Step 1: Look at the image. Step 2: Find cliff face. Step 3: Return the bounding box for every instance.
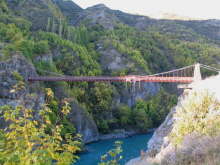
[0,55,43,108]
[68,102,99,143]
[126,74,220,165]
[0,55,44,128]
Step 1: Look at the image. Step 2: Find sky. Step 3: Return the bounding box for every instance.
[73,0,220,20]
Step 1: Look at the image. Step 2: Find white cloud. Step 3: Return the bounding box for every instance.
[73,0,220,19]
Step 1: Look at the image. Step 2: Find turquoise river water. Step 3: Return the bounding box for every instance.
[75,133,153,165]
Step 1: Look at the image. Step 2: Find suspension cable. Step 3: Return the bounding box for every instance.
[34,63,220,79]
[36,68,65,77]
[200,64,220,72]
[148,64,195,77]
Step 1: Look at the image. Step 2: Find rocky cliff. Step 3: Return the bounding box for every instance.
[0,55,44,128]
[126,74,220,165]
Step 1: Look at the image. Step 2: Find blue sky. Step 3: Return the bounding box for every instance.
[73,0,220,19]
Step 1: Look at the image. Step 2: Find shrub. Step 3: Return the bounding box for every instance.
[170,91,220,145]
[12,71,23,81]
[45,88,76,137]
[0,23,23,42]
[0,89,81,165]
[99,141,123,165]
[33,40,50,54]
[0,0,8,13]
[97,119,110,134]
[0,14,31,31]
[162,134,220,165]
[15,40,35,59]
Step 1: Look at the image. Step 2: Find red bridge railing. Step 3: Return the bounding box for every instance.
[28,76,193,83]
[28,63,220,84]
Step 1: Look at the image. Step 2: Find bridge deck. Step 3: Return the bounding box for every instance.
[28,76,193,83]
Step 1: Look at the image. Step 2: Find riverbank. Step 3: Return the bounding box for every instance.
[81,128,155,154]
[98,128,156,141]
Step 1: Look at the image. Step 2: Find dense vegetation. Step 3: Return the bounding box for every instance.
[0,0,181,134]
[1,0,220,134]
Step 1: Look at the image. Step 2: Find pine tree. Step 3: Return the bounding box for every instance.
[58,18,63,37]
[46,17,51,32]
[51,18,56,33]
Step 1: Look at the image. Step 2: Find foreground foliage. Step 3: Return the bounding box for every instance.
[0,93,81,165]
[99,141,123,165]
[170,91,220,145]
[149,90,220,165]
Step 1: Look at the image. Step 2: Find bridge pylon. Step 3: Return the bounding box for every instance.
[193,63,202,82]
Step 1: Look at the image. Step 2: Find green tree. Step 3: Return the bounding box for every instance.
[34,40,50,54]
[117,104,132,126]
[46,17,51,32]
[58,18,63,37]
[132,100,153,131]
[89,83,114,133]
[0,0,8,13]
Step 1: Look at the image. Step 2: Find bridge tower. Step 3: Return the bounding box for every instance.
[193,63,202,82]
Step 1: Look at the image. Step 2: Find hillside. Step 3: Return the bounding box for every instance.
[0,0,220,145]
[73,4,220,43]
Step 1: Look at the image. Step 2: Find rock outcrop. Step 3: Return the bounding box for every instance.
[98,44,160,107]
[69,102,99,143]
[0,55,44,107]
[0,55,44,128]
[99,48,135,72]
[126,74,220,165]
[74,4,120,29]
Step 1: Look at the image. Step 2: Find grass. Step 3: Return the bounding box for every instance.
[161,134,220,165]
[160,90,220,165]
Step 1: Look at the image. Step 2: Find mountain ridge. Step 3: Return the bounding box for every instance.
[67,1,220,42]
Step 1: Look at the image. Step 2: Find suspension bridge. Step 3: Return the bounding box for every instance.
[28,63,219,84]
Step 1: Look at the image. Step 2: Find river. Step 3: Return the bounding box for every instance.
[75,133,153,165]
